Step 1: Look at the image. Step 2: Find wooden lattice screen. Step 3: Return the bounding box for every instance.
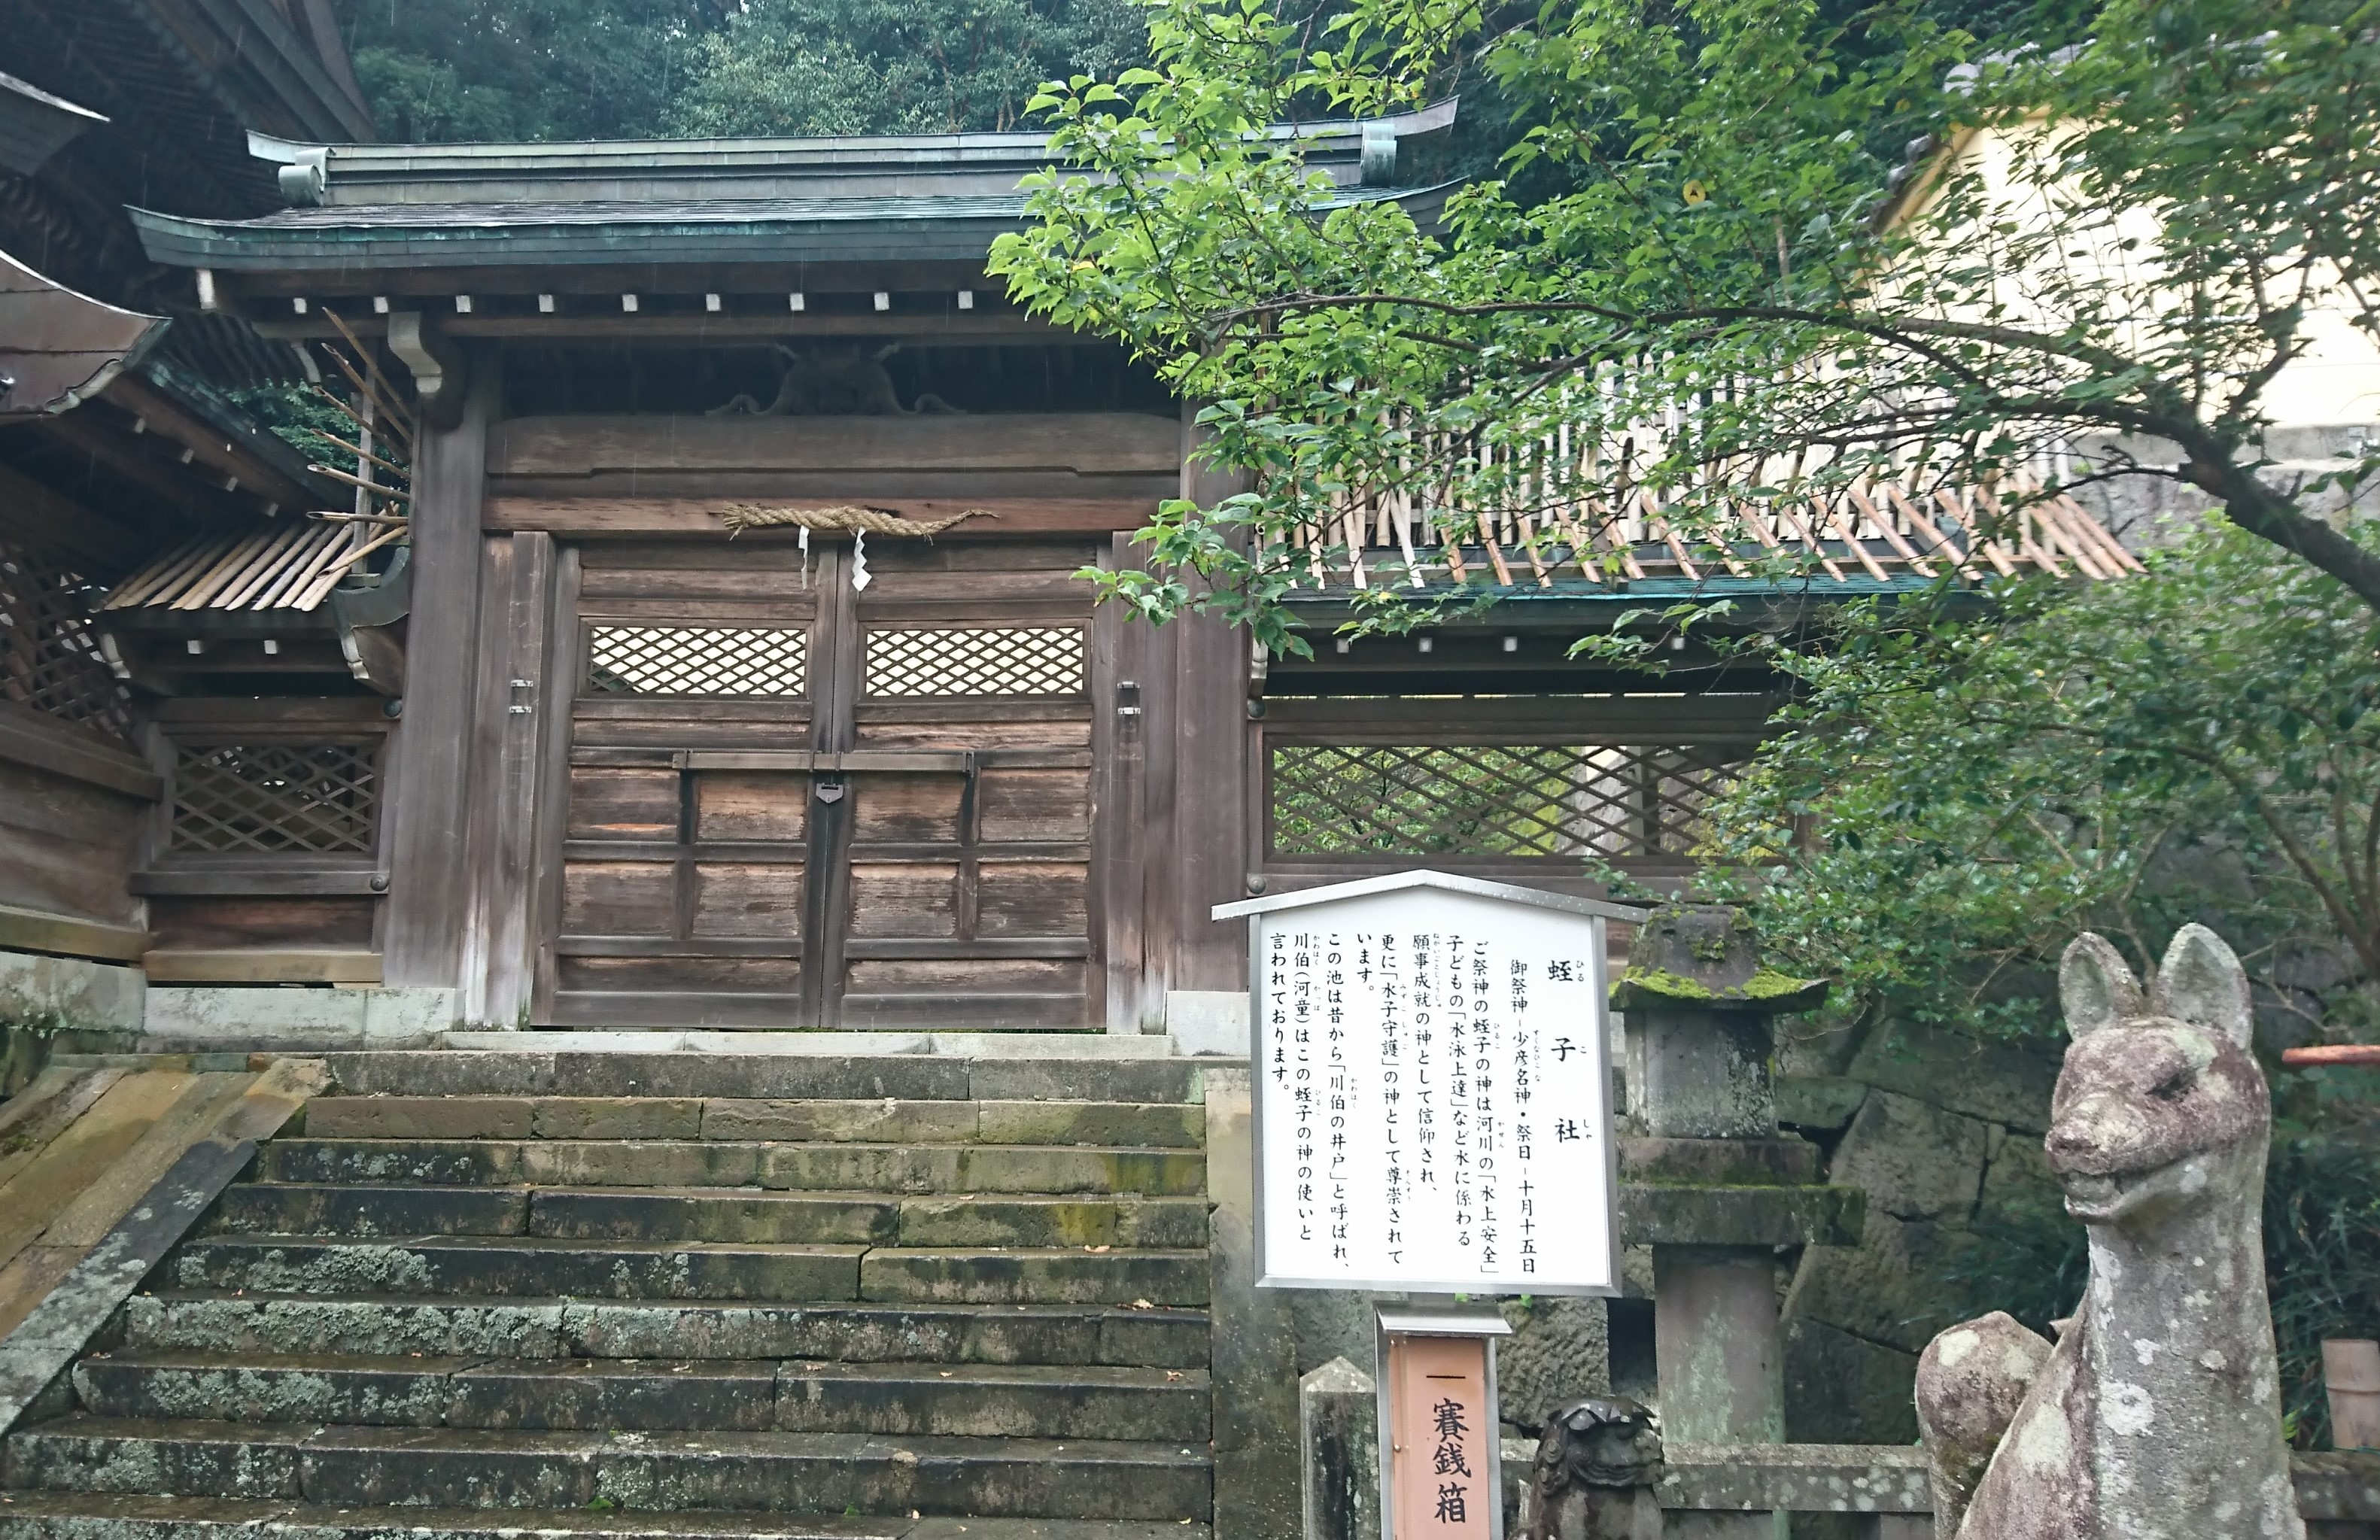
[864,626,1086,697]
[0,536,134,742]
[167,741,380,855]
[1269,740,1751,862]
[585,624,809,697]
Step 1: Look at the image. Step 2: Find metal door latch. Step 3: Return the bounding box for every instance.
[814,773,847,803]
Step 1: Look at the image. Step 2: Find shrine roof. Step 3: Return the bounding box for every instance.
[129,105,1461,274]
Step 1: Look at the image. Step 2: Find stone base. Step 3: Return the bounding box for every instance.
[0,948,144,1034]
[1167,990,1250,1056]
[141,985,457,1049]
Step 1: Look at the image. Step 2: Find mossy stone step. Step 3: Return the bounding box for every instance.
[0,1491,1214,1540]
[167,1237,867,1302]
[119,1294,1212,1369]
[302,1098,1205,1149]
[5,1417,1214,1521]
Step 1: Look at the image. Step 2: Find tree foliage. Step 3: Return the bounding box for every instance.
[989,0,2380,650]
[1685,522,2380,1043]
[332,0,1145,141]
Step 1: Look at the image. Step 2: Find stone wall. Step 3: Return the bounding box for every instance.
[1776,1025,2066,1443]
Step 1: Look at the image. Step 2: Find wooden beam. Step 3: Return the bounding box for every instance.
[0,902,149,963]
[140,949,382,984]
[218,259,1006,301]
[131,868,385,897]
[0,702,160,800]
[254,312,1086,345]
[29,414,248,524]
[484,495,1162,537]
[0,463,149,574]
[99,375,327,512]
[488,413,1181,478]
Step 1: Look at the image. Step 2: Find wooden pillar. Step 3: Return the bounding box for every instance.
[379,366,494,993]
[1160,406,1254,994]
[461,530,557,1027]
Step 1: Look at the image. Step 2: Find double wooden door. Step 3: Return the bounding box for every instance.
[543,537,1108,1029]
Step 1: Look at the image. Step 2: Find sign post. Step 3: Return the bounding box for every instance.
[1213,870,1645,1540]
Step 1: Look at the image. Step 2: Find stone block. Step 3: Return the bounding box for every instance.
[1828,1092,1989,1222]
[1494,1295,1611,1432]
[1775,1077,1868,1133]
[1845,1028,2060,1134]
[0,949,143,1034]
[516,1138,759,1188]
[1783,1317,1920,1444]
[977,1101,1206,1149]
[1619,1184,1865,1247]
[1781,1210,1965,1355]
[1300,1356,1380,1540]
[142,986,454,1050]
[702,1098,977,1143]
[859,1247,1210,1307]
[529,1097,703,1139]
[1168,990,1250,1057]
[302,1097,532,1140]
[205,1183,529,1240]
[1621,1137,1821,1186]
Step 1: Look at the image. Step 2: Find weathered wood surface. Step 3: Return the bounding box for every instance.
[0,700,160,800]
[139,948,382,983]
[488,412,1181,478]
[144,895,378,951]
[0,902,147,962]
[486,495,1162,536]
[380,369,493,992]
[548,536,1104,1029]
[0,754,149,929]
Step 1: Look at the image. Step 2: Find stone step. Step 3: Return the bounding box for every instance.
[0,1491,1214,1540]
[204,1184,1210,1250]
[165,1239,1208,1306]
[119,1294,1211,1369]
[168,1237,868,1302]
[254,1141,1208,1196]
[320,1052,1209,1107]
[858,1250,1208,1307]
[71,1353,1210,1441]
[4,1416,1214,1521]
[303,1098,1206,1148]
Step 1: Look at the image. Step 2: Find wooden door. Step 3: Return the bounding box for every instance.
[544,537,1104,1030]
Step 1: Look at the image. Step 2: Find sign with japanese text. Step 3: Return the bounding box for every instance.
[1385,1332,1497,1540]
[1220,873,1628,1295]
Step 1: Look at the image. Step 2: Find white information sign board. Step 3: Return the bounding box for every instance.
[1214,871,1640,1295]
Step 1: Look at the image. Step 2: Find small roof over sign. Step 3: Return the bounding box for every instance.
[1212,869,1647,924]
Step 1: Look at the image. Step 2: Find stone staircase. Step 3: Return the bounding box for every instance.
[0,1049,1221,1540]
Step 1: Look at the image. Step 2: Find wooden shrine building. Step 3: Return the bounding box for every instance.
[1,116,2129,1039]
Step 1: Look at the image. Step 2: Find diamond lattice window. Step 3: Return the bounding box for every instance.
[169,743,379,855]
[0,539,132,742]
[1269,742,1749,860]
[585,626,808,697]
[864,626,1086,697]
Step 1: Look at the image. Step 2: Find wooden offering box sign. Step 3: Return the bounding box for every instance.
[1379,1313,1509,1540]
[1214,871,1641,1295]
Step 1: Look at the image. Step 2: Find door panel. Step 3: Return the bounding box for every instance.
[544,537,1106,1029]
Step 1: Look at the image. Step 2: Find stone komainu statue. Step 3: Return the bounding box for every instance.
[1521,1396,1663,1540]
[1914,925,2303,1540]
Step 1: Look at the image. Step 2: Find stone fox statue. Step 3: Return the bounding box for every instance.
[1914,925,2302,1540]
[708,342,962,417]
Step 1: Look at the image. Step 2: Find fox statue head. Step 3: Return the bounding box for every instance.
[2044,925,2267,1231]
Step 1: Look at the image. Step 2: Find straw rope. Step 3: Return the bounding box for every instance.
[716,504,998,537]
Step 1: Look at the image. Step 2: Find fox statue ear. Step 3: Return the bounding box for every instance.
[2060,932,2144,1039]
[2151,924,2254,1048]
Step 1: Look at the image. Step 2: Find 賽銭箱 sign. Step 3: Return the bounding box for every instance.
[1213,871,1645,1295]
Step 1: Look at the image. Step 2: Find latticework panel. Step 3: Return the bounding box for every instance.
[585,626,807,697]
[864,626,1086,697]
[169,742,379,855]
[1269,742,1751,860]
[0,539,132,742]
